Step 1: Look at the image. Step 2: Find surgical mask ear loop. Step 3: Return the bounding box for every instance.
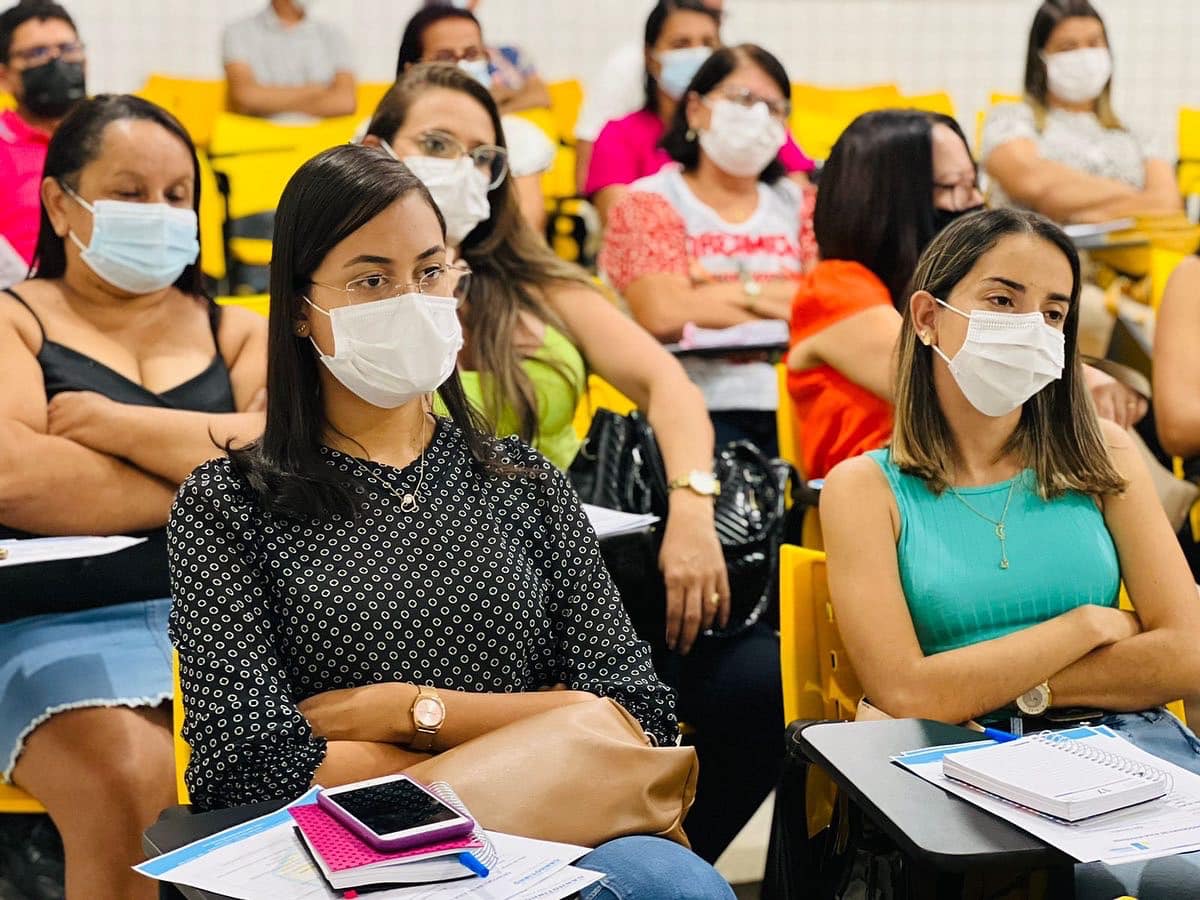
[927,297,968,365]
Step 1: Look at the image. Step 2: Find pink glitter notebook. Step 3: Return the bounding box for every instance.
[289,782,496,891]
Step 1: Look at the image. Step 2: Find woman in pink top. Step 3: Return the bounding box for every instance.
[584,0,812,222]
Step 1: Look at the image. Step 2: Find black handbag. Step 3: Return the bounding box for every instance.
[569,409,796,643]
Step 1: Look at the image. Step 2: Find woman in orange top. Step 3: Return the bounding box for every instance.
[787,110,981,479]
[788,109,1147,480]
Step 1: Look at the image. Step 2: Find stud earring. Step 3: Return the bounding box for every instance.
[685,128,697,142]
[921,330,932,346]
[294,321,310,337]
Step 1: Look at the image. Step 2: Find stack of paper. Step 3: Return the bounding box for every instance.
[136,787,603,900]
[0,535,147,568]
[666,319,790,353]
[894,725,1200,865]
[583,504,659,539]
[289,783,496,891]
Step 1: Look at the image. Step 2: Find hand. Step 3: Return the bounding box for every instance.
[688,258,716,285]
[1083,605,1143,647]
[46,391,127,455]
[659,493,730,655]
[1083,366,1147,429]
[298,682,414,743]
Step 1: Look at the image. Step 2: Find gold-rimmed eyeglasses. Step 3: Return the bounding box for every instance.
[311,262,472,307]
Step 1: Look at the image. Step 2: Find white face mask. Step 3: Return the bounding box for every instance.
[64,188,199,294]
[697,98,787,179]
[930,298,1065,417]
[398,152,492,247]
[306,292,464,408]
[1043,47,1112,105]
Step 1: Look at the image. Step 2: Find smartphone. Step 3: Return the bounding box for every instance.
[317,774,475,851]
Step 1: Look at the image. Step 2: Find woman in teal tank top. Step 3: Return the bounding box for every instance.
[822,209,1200,897]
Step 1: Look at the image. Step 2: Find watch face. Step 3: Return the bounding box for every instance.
[1017,684,1050,715]
[413,697,444,728]
[690,472,718,495]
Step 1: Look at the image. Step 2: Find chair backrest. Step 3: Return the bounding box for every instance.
[197,150,226,282]
[547,79,584,145]
[356,81,393,120]
[0,782,44,814]
[0,91,14,112]
[778,545,863,726]
[775,362,798,471]
[172,650,191,805]
[1177,107,1200,197]
[789,82,903,161]
[135,75,227,148]
[571,374,636,439]
[216,293,270,318]
[1150,246,1188,313]
[900,91,956,118]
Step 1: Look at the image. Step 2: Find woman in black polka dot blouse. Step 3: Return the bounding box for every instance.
[167,145,734,898]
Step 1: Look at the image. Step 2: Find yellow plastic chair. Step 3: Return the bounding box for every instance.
[0,91,14,112]
[197,150,226,282]
[775,363,798,471]
[510,106,559,145]
[789,82,902,161]
[216,293,270,318]
[172,651,191,805]
[546,79,583,145]
[899,91,955,118]
[572,374,636,440]
[356,81,393,120]
[1177,107,1200,199]
[541,144,578,202]
[0,783,44,814]
[135,75,227,148]
[1150,246,1188,313]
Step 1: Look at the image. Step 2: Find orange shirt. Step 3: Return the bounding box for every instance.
[787,260,894,479]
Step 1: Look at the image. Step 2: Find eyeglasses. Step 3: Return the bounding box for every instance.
[933,179,982,210]
[425,46,486,63]
[412,130,508,189]
[712,86,791,120]
[312,262,473,307]
[10,41,86,67]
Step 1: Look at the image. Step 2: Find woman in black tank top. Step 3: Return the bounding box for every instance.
[0,96,266,900]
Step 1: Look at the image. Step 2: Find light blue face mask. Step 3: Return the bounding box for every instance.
[62,184,199,294]
[457,58,492,89]
[654,46,713,100]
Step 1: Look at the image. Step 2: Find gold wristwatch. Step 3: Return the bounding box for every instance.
[668,470,720,498]
[1016,681,1052,716]
[409,685,446,752]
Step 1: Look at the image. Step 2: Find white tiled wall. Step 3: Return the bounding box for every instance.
[63,0,1199,147]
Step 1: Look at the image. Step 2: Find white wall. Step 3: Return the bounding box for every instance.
[64,0,1199,147]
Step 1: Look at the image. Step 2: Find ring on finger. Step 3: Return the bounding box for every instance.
[710,592,721,609]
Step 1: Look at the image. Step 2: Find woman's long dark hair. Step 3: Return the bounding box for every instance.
[814,109,974,306]
[642,0,721,116]
[31,94,205,296]
[367,63,592,445]
[1024,0,1120,128]
[229,144,505,521]
[659,43,789,185]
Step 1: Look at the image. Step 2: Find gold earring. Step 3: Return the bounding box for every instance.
[921,331,932,346]
[294,321,310,337]
[685,128,697,142]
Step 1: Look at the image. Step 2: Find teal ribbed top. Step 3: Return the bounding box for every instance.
[866,449,1120,656]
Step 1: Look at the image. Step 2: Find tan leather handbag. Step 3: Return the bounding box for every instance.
[405,697,698,848]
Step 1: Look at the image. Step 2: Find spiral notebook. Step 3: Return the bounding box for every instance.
[941,731,1171,822]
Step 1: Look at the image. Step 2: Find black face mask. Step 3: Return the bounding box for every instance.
[20,58,86,120]
[931,204,984,234]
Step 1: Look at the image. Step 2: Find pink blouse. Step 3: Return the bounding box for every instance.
[584,107,814,197]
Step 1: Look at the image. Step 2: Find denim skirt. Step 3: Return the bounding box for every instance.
[0,598,173,781]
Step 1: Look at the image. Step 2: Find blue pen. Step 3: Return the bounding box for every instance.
[459,851,490,878]
[983,727,1019,744]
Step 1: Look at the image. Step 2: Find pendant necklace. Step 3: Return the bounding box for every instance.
[348,417,428,513]
[947,477,1017,570]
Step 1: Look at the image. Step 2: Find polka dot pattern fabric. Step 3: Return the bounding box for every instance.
[168,419,676,810]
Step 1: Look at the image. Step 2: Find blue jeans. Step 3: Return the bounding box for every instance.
[1075,708,1200,900]
[576,835,735,900]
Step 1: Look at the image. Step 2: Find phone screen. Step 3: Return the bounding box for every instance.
[329,779,460,835]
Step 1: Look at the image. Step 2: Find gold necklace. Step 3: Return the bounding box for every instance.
[947,478,1018,570]
[345,417,429,513]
